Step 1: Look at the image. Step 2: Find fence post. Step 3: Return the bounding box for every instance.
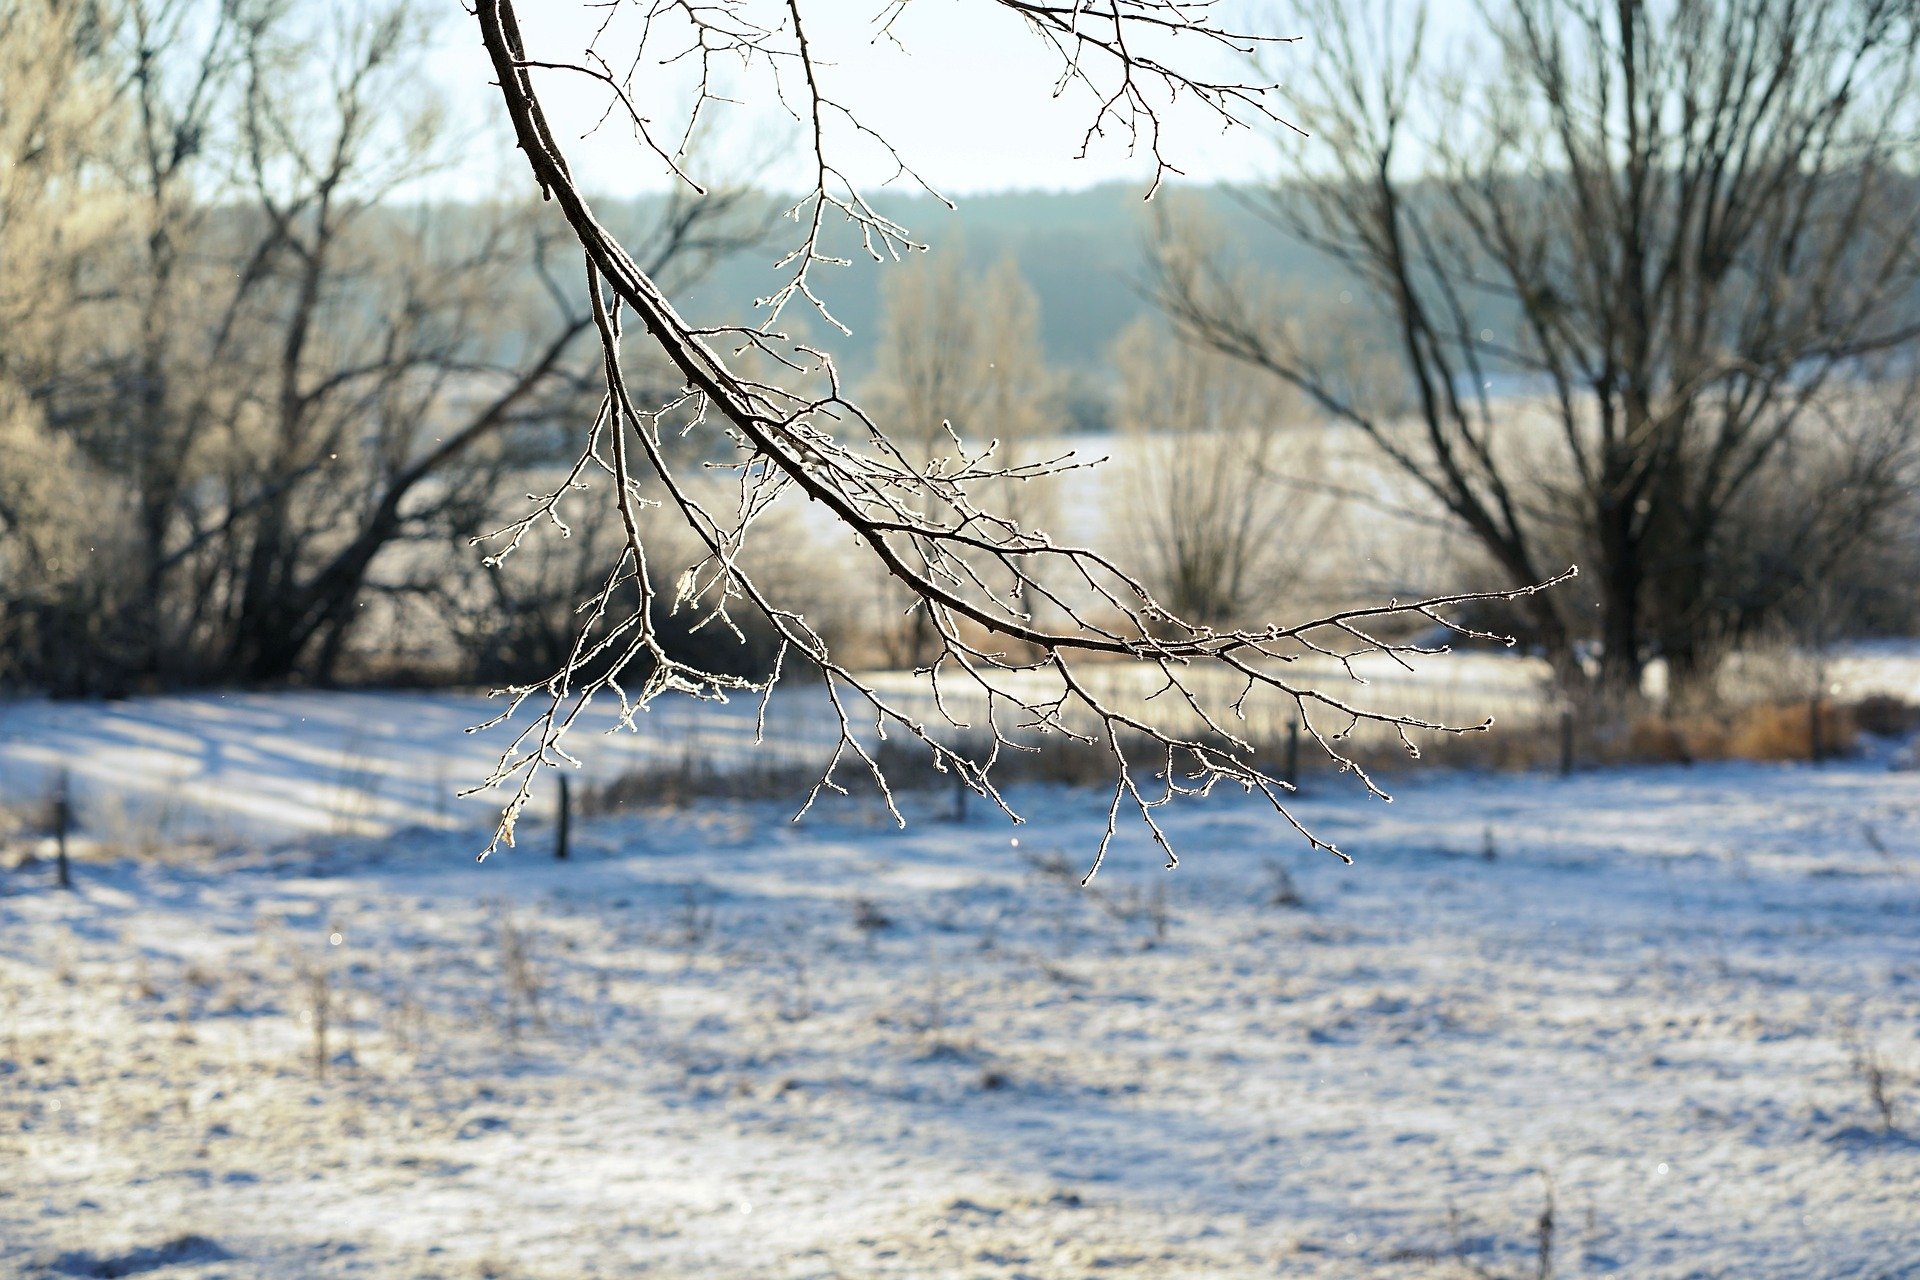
[54,769,73,891]
[555,774,572,861]
[1284,719,1301,789]
[1809,692,1824,764]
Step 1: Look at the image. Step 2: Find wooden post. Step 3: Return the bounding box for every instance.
[1559,706,1575,777]
[53,769,72,891]
[555,774,571,861]
[1284,719,1301,789]
[1809,692,1824,764]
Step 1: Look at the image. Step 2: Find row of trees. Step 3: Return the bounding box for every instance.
[1,1,1322,702]
[6,0,1916,713]
[0,0,761,693]
[857,247,1345,666]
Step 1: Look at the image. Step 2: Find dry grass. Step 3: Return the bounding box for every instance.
[571,689,1915,818]
[578,754,829,814]
[1629,700,1861,764]
[1729,701,1857,761]
[0,800,36,864]
[1337,689,1915,776]
[575,728,1222,817]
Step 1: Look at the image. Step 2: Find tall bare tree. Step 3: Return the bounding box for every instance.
[1112,315,1328,626]
[0,0,139,689]
[0,0,124,392]
[863,251,1059,663]
[3,0,768,687]
[1157,0,1920,698]
[214,9,770,684]
[867,254,1055,458]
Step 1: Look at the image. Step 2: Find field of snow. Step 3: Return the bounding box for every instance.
[4,741,1918,1278]
[0,689,846,844]
[3,640,1916,850]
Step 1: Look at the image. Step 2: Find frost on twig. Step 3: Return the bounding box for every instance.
[464,0,1566,876]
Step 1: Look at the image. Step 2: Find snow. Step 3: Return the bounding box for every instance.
[5,639,1915,850]
[0,689,829,843]
[4,709,1919,1277]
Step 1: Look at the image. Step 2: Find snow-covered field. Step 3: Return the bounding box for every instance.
[3,640,1916,849]
[0,689,832,843]
[4,742,1918,1278]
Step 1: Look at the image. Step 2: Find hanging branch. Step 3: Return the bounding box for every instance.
[466,0,1566,877]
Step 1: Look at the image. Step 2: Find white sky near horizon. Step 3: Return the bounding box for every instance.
[418,0,1349,200]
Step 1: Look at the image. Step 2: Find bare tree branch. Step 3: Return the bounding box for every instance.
[467,0,1561,874]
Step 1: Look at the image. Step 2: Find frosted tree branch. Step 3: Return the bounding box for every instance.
[465,0,1564,875]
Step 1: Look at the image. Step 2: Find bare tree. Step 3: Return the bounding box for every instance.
[1156,0,1920,699]
[3,0,769,688]
[463,0,1563,873]
[0,385,129,691]
[863,251,1060,664]
[1112,314,1330,626]
[1719,379,1920,653]
[0,0,141,691]
[0,0,124,391]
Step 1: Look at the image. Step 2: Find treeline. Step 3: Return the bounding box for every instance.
[0,0,768,693]
[0,2,1367,698]
[6,0,1919,707]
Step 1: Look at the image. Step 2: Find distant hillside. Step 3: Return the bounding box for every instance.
[598,183,1354,379]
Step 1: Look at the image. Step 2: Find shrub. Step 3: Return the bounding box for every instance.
[1626,700,1860,765]
[1629,716,1707,764]
[1726,701,1856,761]
[1852,694,1920,739]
